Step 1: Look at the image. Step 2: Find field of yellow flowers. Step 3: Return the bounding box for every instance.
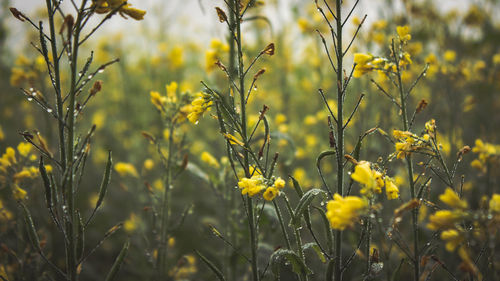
[0,0,499,280]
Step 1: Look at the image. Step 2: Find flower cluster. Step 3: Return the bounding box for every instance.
[1,143,52,201]
[351,161,399,200]
[393,129,432,159]
[470,139,500,172]
[150,81,195,123]
[187,92,213,124]
[326,194,368,230]
[91,0,146,20]
[237,176,285,201]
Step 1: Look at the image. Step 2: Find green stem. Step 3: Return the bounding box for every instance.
[334,0,344,280]
[158,124,175,277]
[66,2,87,279]
[294,227,308,281]
[273,200,291,250]
[394,43,419,281]
[232,1,259,280]
[45,0,66,169]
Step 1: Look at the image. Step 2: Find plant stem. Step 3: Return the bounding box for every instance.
[335,0,344,280]
[158,124,175,277]
[273,200,291,250]
[45,0,66,170]
[66,2,87,280]
[233,0,259,280]
[394,43,419,281]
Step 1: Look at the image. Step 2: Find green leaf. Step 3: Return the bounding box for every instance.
[302,242,326,263]
[289,175,304,197]
[290,188,326,228]
[195,250,226,281]
[270,249,312,279]
[313,206,333,255]
[104,240,130,281]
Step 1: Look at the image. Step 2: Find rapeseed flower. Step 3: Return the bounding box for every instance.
[439,188,468,210]
[326,193,368,230]
[115,162,139,177]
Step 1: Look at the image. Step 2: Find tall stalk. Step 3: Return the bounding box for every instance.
[394,46,420,281]
[157,124,175,277]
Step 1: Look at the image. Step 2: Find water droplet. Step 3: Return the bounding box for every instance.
[98,68,104,73]
[423,73,427,76]
[88,75,93,79]
[47,108,53,113]
[29,87,34,92]
[27,97,33,101]
[253,86,257,91]
[78,72,82,77]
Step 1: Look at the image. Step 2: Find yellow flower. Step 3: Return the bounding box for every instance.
[92,0,146,20]
[5,147,16,165]
[238,175,265,197]
[115,162,139,177]
[351,161,384,196]
[13,185,27,200]
[439,188,468,209]
[187,93,212,124]
[326,193,368,230]
[427,210,465,230]
[13,170,33,182]
[150,90,167,111]
[396,25,411,42]
[143,159,154,170]
[263,187,279,201]
[223,133,244,147]
[201,152,219,168]
[353,53,375,78]
[17,142,32,157]
[273,177,285,189]
[385,180,399,200]
[440,229,464,252]
[443,50,456,62]
[124,213,138,233]
[489,194,500,213]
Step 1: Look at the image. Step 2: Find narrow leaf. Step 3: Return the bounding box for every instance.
[195,250,226,281]
[39,157,52,208]
[270,249,312,279]
[104,240,129,281]
[290,188,326,227]
[96,151,112,210]
[20,202,41,253]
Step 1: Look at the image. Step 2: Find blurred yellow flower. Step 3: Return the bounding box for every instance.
[115,162,139,177]
[13,185,27,200]
[201,151,219,168]
[263,187,279,201]
[326,193,367,230]
[396,25,411,42]
[439,188,468,210]
[17,142,32,157]
[124,213,138,233]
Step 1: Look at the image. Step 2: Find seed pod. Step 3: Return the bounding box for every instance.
[96,151,113,210]
[20,202,41,253]
[39,157,52,209]
[104,240,130,281]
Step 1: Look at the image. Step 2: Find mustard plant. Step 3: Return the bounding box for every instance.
[8,1,144,280]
